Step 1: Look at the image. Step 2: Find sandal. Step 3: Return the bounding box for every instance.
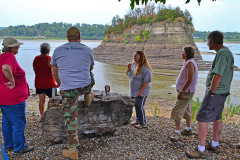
[130,121,138,125]
[135,124,147,129]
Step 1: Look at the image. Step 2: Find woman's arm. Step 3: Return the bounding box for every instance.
[126,63,132,76]
[178,62,195,99]
[137,81,150,96]
[2,64,15,89]
[48,57,51,68]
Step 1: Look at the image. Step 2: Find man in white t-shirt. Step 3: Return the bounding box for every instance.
[51,27,95,160]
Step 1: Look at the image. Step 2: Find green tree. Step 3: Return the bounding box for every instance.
[118,0,217,9]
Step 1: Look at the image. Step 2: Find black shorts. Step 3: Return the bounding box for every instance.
[196,91,229,122]
[36,88,57,98]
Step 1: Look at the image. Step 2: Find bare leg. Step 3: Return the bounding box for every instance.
[186,119,191,128]
[213,119,222,142]
[175,120,180,130]
[38,93,46,118]
[198,121,208,146]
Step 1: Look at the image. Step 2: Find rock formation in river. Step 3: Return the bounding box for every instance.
[93,20,209,70]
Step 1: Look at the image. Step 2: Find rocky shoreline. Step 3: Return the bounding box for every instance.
[0,92,239,159]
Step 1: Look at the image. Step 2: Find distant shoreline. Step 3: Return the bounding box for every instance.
[194,39,240,43]
[1,37,239,43]
[0,37,103,42]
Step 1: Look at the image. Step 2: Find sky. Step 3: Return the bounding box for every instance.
[0,0,240,32]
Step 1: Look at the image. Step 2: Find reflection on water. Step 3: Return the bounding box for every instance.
[9,40,240,105]
[92,62,178,101]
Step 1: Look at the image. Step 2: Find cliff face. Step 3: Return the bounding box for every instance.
[93,21,208,70]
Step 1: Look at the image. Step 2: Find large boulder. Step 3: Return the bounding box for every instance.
[42,90,134,144]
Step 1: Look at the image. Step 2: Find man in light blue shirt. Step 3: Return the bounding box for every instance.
[51,27,95,160]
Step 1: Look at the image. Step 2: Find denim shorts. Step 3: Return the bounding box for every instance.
[196,91,230,122]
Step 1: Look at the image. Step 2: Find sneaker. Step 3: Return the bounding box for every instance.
[130,121,138,125]
[170,132,180,142]
[62,148,78,160]
[5,147,13,152]
[84,92,94,106]
[206,143,220,153]
[14,146,34,155]
[185,149,207,159]
[135,124,147,129]
[181,129,192,136]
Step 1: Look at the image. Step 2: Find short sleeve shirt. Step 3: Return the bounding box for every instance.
[0,52,29,105]
[128,63,152,97]
[206,46,234,94]
[33,55,57,89]
[50,42,95,90]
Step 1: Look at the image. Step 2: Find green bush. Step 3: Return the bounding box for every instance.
[134,35,141,43]
[191,96,240,124]
[191,97,201,121]
[139,30,144,38]
[184,26,189,32]
[222,95,240,124]
[125,40,128,44]
[150,101,160,117]
[105,38,109,43]
[143,29,150,42]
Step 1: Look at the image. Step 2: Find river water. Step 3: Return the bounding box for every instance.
[2,40,240,105]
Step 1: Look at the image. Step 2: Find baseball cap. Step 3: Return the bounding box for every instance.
[67,27,80,39]
[2,37,24,47]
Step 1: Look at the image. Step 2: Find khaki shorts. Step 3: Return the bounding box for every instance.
[171,91,194,121]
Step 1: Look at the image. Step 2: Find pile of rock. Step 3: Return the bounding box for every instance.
[42,90,134,144]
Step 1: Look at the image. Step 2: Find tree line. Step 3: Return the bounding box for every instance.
[104,3,192,36]
[1,22,239,41]
[0,23,108,40]
[193,31,240,40]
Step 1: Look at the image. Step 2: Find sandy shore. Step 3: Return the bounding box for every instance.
[200,51,216,55]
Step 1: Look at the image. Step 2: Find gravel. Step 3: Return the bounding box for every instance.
[0,115,239,160]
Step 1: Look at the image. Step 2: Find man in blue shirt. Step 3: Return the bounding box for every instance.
[51,27,95,160]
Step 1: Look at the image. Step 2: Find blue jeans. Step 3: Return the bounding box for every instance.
[0,101,26,152]
[133,96,147,125]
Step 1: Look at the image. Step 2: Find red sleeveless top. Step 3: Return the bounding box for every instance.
[33,55,57,89]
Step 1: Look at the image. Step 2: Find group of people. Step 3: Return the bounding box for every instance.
[0,27,94,159]
[0,28,236,159]
[126,31,235,159]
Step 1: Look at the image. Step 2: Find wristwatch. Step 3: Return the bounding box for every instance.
[179,90,184,93]
[208,90,215,96]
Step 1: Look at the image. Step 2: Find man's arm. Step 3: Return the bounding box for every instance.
[51,65,61,87]
[90,65,94,71]
[2,64,15,89]
[209,74,222,93]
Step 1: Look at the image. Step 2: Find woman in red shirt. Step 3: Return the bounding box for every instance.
[33,43,57,121]
[0,37,34,154]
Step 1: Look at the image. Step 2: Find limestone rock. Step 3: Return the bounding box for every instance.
[93,21,210,70]
[42,90,134,144]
